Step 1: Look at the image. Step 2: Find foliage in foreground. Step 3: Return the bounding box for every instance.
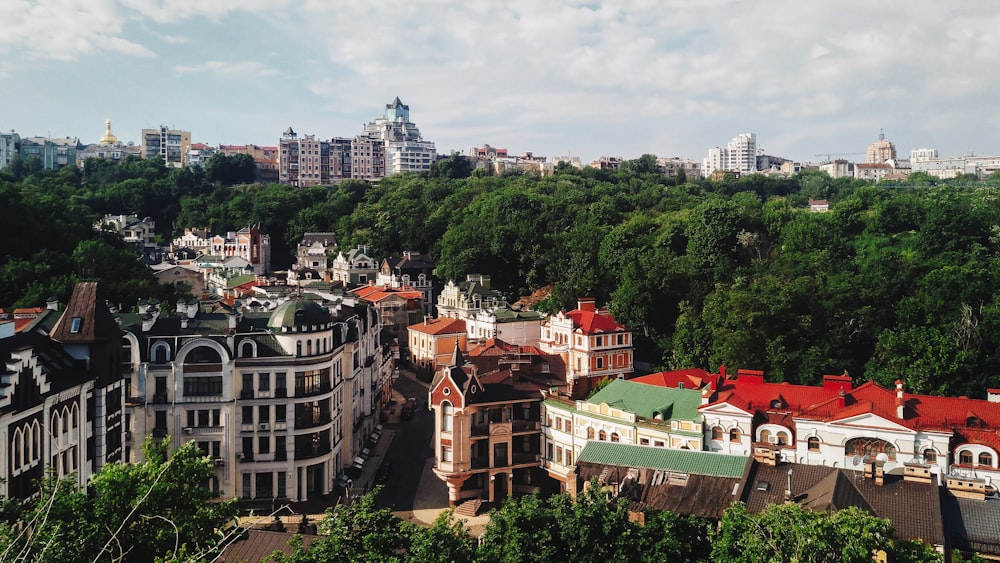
[0,438,238,562]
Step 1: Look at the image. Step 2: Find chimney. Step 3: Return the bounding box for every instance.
[837,389,846,408]
[874,460,885,486]
[187,301,198,319]
[577,297,596,312]
[180,318,188,329]
[46,296,59,311]
[988,388,1000,403]
[719,365,727,379]
[946,476,987,500]
[895,380,905,419]
[228,313,237,330]
[141,314,155,332]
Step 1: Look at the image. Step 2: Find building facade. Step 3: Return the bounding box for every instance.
[331,245,379,287]
[141,126,192,168]
[537,298,633,398]
[542,379,704,495]
[122,298,390,504]
[866,130,897,164]
[429,347,549,506]
[20,136,80,170]
[1,283,125,500]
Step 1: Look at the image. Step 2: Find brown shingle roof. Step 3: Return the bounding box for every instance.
[49,282,121,343]
[218,529,316,562]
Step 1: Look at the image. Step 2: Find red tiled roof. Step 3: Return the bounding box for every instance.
[632,368,716,390]
[350,284,423,303]
[566,308,626,334]
[408,317,466,335]
[702,371,843,414]
[701,368,1000,451]
[467,338,544,357]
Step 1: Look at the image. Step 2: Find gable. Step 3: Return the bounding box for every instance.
[698,402,753,417]
[828,412,915,433]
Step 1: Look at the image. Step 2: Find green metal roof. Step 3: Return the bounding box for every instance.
[577,441,748,478]
[588,379,702,421]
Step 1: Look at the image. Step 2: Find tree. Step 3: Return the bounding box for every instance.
[204,152,258,186]
[712,502,902,563]
[0,438,238,562]
[267,488,412,563]
[406,509,478,563]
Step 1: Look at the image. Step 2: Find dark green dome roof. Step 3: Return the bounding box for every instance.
[268,299,329,330]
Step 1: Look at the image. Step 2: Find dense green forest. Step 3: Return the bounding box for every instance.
[4,154,1000,397]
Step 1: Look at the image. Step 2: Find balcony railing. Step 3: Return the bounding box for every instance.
[294,383,331,398]
[275,388,288,398]
[512,420,540,433]
[239,390,255,400]
[512,452,541,466]
[294,445,331,461]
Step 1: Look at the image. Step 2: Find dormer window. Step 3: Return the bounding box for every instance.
[770,399,783,409]
[70,317,82,334]
[967,416,982,428]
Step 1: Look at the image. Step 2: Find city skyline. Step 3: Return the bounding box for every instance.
[2,2,999,164]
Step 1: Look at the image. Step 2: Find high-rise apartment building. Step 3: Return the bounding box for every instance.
[702,133,758,176]
[357,97,436,176]
[866,130,897,164]
[0,129,20,169]
[141,126,192,167]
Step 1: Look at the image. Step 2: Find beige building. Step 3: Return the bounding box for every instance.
[141,126,192,168]
[866,130,897,164]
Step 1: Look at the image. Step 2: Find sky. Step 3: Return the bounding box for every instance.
[2,1,1000,165]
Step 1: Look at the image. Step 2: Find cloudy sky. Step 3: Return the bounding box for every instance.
[2,1,999,164]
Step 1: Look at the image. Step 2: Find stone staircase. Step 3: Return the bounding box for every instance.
[454,498,483,517]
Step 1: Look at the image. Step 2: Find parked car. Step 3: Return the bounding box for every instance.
[348,456,365,478]
[335,473,353,494]
[359,447,372,460]
[401,397,417,420]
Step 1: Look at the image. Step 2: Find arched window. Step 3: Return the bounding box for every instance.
[296,341,302,357]
[610,432,620,443]
[307,340,312,356]
[770,399,783,409]
[711,426,724,441]
[979,452,994,467]
[12,430,22,468]
[51,413,61,438]
[442,401,453,432]
[923,449,937,463]
[729,429,741,442]
[598,430,607,441]
[240,341,254,358]
[152,342,170,364]
[587,427,595,440]
[845,438,896,461]
[759,429,772,444]
[776,431,790,446]
[807,437,820,451]
[960,451,973,465]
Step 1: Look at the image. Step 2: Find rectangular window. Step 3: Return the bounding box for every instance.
[547,442,554,460]
[212,409,221,426]
[198,409,210,426]
[259,405,270,423]
[186,410,196,427]
[258,373,270,391]
[242,474,251,498]
[275,404,286,422]
[259,436,270,454]
[242,406,253,424]
[242,437,253,461]
[555,418,562,432]
[277,472,286,498]
[184,376,222,396]
[441,445,452,462]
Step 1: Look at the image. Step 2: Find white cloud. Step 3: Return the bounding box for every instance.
[5,1,1000,161]
[0,0,153,61]
[174,60,279,77]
